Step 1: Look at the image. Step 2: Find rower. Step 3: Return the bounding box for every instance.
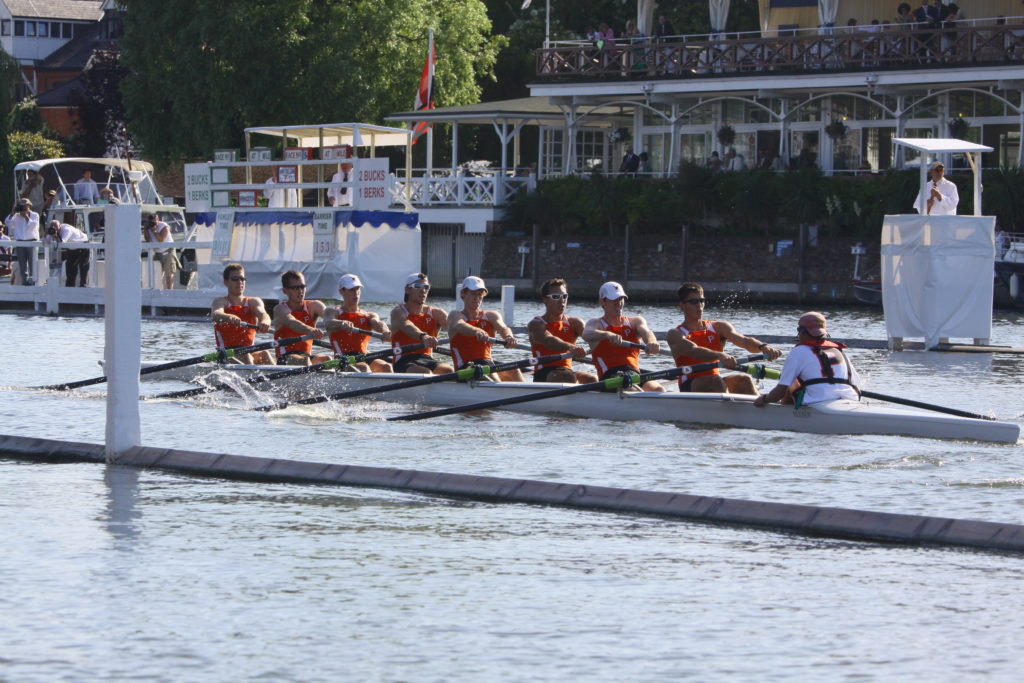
[527,278,596,384]
[754,311,861,408]
[447,276,524,382]
[271,270,330,366]
[324,273,393,373]
[666,282,782,394]
[389,272,453,375]
[210,263,275,365]
[582,281,664,392]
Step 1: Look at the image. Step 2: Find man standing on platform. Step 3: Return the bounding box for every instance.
[914,161,959,215]
[73,169,100,204]
[390,273,453,375]
[272,270,330,366]
[328,162,354,207]
[527,278,595,384]
[7,198,39,286]
[666,282,781,394]
[583,281,664,392]
[211,263,275,365]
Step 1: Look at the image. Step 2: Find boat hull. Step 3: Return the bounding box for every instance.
[143,363,1021,444]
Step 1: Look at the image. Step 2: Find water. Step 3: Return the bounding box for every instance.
[1,304,1023,681]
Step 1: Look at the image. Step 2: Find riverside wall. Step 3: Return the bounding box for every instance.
[478,228,872,304]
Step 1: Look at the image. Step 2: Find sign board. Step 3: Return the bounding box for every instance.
[237,191,258,207]
[212,211,235,259]
[284,147,313,161]
[322,144,352,161]
[353,158,391,210]
[275,165,299,184]
[248,147,272,162]
[214,149,239,162]
[313,211,336,262]
[184,162,211,212]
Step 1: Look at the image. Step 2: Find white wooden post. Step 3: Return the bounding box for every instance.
[105,204,142,461]
[501,285,515,327]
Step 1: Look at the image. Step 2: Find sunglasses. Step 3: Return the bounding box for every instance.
[285,284,307,290]
[545,293,569,301]
[409,283,430,290]
[684,298,707,305]
[229,276,246,282]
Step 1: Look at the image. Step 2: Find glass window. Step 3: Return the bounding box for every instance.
[679,133,708,164]
[37,22,47,37]
[25,21,35,37]
[14,20,23,37]
[51,22,59,37]
[1,20,9,36]
[576,129,606,172]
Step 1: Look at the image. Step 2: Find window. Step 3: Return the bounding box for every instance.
[14,20,23,36]
[62,23,72,38]
[1,20,9,36]
[25,21,35,37]
[37,22,47,38]
[51,22,59,37]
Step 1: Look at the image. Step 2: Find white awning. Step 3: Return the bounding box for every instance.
[244,123,412,148]
[892,138,993,154]
[14,158,155,173]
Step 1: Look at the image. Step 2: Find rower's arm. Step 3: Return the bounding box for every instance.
[665,327,730,363]
[582,317,617,346]
[717,321,782,361]
[250,297,272,333]
[323,306,346,331]
[528,319,573,352]
[489,311,517,348]
[210,297,235,324]
[633,316,661,355]
[447,310,479,338]
[273,303,320,336]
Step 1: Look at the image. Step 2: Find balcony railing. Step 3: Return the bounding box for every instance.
[536,22,1024,80]
[395,170,536,207]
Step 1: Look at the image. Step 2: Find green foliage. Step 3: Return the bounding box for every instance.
[0,48,19,211]
[7,98,44,134]
[70,50,129,157]
[119,0,504,165]
[8,131,65,164]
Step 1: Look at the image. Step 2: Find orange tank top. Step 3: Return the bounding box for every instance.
[673,321,724,382]
[274,300,315,356]
[328,309,373,355]
[530,315,574,371]
[592,318,641,379]
[450,312,495,367]
[214,298,257,348]
[392,305,439,359]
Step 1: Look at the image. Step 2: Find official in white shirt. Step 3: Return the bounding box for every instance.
[914,161,959,216]
[328,162,354,207]
[6,198,39,285]
[46,220,91,287]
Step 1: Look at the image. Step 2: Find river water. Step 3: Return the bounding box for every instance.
[1,303,1022,681]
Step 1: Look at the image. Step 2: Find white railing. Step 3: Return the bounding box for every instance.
[0,241,215,314]
[395,171,537,207]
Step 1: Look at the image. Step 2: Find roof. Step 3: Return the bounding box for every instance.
[35,75,83,106]
[244,123,412,148]
[386,97,570,125]
[892,138,994,154]
[38,24,108,71]
[15,158,154,173]
[4,0,104,21]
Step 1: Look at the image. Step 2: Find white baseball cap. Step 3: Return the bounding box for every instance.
[406,272,428,286]
[462,276,487,291]
[338,273,362,290]
[599,281,628,300]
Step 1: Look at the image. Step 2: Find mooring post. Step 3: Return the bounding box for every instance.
[105,204,142,462]
[501,285,515,327]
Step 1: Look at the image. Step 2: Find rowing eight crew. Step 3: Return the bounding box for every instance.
[210,265,857,404]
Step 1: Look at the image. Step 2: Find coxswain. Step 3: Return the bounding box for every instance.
[582,281,664,392]
[526,278,596,384]
[271,270,330,366]
[447,276,524,382]
[754,311,861,408]
[665,282,782,394]
[323,273,393,373]
[389,273,453,375]
[211,263,275,365]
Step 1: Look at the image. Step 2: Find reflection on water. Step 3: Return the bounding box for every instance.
[102,465,140,541]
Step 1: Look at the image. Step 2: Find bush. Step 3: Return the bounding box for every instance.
[8,131,64,164]
[7,98,45,134]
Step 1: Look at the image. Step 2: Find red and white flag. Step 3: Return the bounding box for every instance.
[412,29,435,145]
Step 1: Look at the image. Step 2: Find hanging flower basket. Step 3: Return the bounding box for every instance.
[716,125,736,147]
[608,127,631,144]
[825,120,848,141]
[948,117,970,139]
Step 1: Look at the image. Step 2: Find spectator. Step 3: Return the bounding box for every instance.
[45,220,91,287]
[619,148,640,176]
[707,151,723,173]
[638,152,652,174]
[73,169,100,204]
[328,161,354,207]
[19,169,44,208]
[142,212,178,290]
[6,198,40,286]
[98,186,120,205]
[723,148,740,171]
[0,223,12,283]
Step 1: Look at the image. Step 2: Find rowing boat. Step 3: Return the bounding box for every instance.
[141,362,1021,444]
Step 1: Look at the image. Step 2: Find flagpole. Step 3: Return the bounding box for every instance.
[426,29,434,174]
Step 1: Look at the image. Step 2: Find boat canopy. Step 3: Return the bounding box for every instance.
[244,123,412,149]
[14,158,155,173]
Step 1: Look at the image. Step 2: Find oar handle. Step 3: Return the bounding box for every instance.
[353,327,387,341]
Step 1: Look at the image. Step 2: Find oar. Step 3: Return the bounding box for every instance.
[389,354,766,422]
[255,350,574,412]
[147,342,430,400]
[36,334,315,391]
[736,364,994,421]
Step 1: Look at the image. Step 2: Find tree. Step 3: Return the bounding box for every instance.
[70,50,130,157]
[8,131,64,164]
[8,97,45,133]
[0,48,20,211]
[119,0,504,165]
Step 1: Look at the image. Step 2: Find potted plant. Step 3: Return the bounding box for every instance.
[716,124,736,148]
[825,120,849,141]
[608,127,631,144]
[948,116,970,139]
